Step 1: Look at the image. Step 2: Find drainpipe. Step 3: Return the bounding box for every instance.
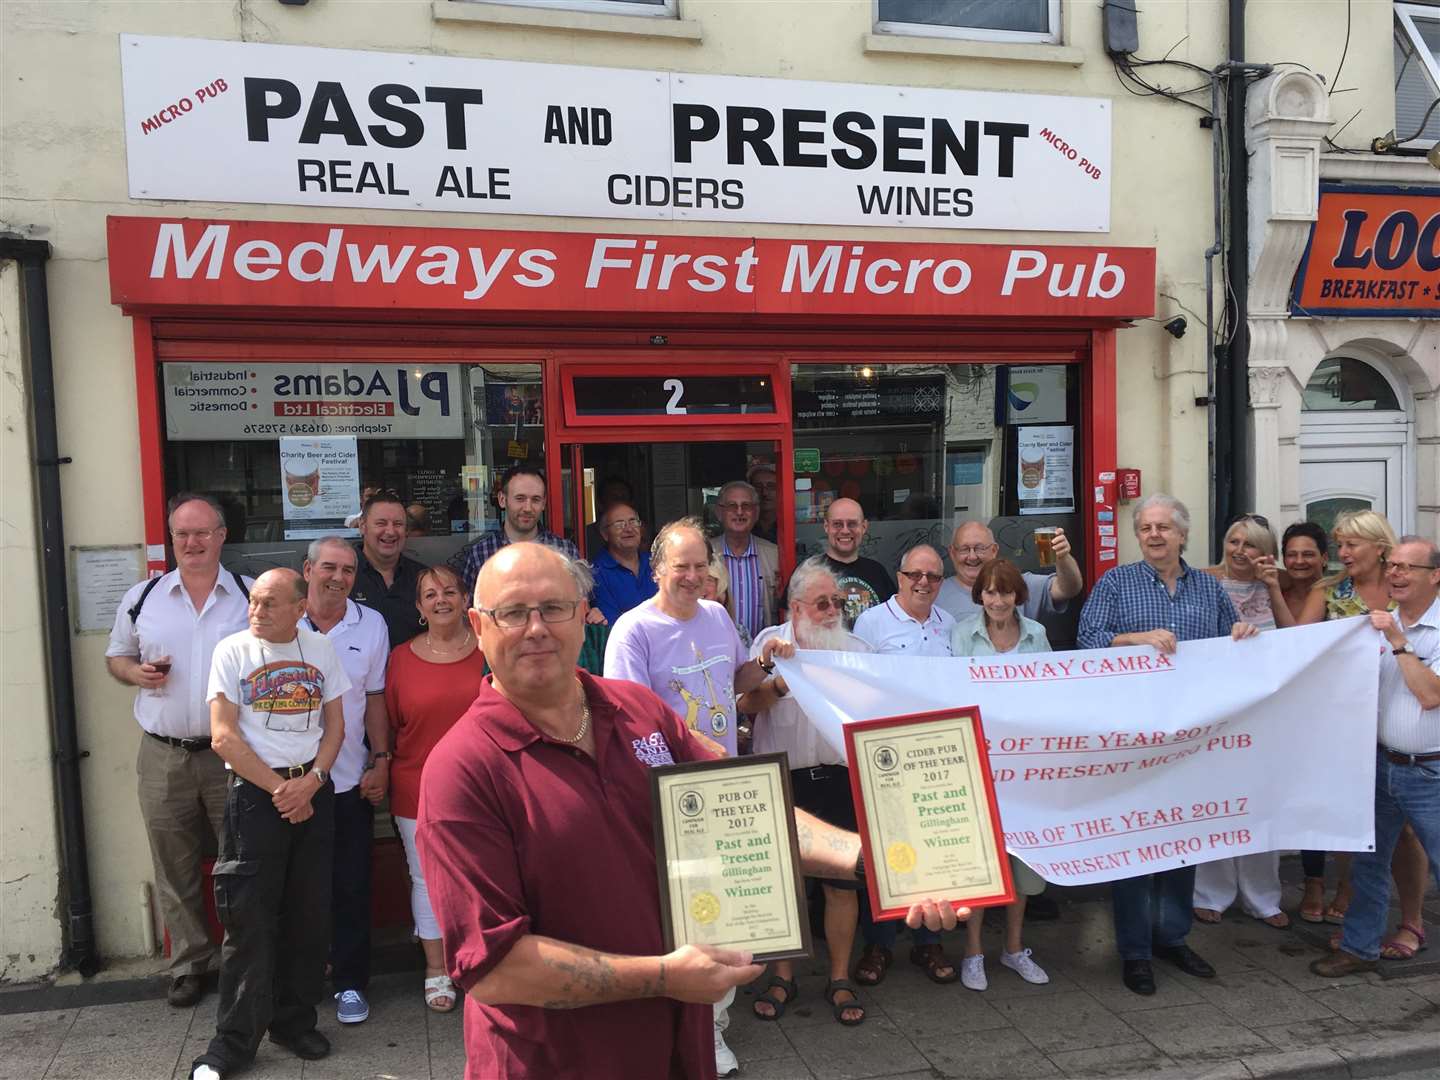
[0,234,100,977]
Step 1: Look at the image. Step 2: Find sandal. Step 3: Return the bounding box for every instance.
[1380,922,1428,960]
[1193,908,1222,924]
[824,979,866,1026]
[853,944,892,987]
[910,943,959,984]
[1257,912,1291,929]
[1299,878,1325,924]
[752,975,797,1021]
[1323,893,1349,925]
[424,974,457,1013]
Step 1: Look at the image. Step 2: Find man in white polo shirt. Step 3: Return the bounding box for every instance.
[851,544,959,986]
[301,537,391,1025]
[106,493,252,1009]
[1313,535,1440,978]
[190,569,348,1080]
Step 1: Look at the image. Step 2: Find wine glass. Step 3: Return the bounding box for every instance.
[141,642,173,697]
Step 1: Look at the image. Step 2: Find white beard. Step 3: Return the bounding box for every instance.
[794,621,855,651]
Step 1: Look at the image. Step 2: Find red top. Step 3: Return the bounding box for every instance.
[383,642,487,820]
[417,670,718,1080]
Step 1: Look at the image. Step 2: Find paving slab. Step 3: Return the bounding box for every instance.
[1188,967,1339,1026]
[1046,1039,1179,1078]
[987,989,1145,1054]
[1120,1001,1277,1063]
[915,1027,1061,1078]
[861,971,1010,1041]
[1249,1014,1374,1052]
[1240,1046,1351,1079]
[782,1012,931,1080]
[1307,979,1436,1025]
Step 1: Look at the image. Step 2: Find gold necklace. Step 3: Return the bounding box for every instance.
[552,682,592,745]
[426,629,471,655]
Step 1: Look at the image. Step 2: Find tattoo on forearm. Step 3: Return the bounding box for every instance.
[541,950,618,1009]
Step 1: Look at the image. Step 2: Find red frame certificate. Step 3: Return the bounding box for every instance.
[845,706,1015,921]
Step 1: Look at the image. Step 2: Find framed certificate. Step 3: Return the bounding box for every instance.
[650,753,812,962]
[846,707,1014,921]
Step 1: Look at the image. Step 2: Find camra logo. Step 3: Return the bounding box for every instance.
[678,791,705,817]
[873,745,899,772]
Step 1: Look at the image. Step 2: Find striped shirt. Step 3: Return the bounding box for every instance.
[720,536,765,640]
[1078,558,1239,649]
[448,529,579,601]
[1377,595,1440,755]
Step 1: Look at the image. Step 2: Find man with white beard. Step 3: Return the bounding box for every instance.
[738,557,873,1028]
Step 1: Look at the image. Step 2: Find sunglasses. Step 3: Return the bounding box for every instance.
[899,570,944,584]
[797,594,847,612]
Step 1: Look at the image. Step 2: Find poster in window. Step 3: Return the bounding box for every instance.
[279,437,361,534]
[1015,426,1075,515]
[1005,366,1068,425]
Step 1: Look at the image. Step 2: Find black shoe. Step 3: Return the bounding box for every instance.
[1025,893,1061,921]
[1122,959,1156,995]
[167,974,204,1008]
[1153,944,1215,979]
[269,1029,331,1061]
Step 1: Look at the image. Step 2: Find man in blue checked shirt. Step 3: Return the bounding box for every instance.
[1078,493,1258,996]
[448,464,581,604]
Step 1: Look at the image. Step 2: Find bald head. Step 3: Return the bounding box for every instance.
[475,542,589,609]
[950,521,999,587]
[823,497,869,561]
[248,568,307,642]
[257,567,306,602]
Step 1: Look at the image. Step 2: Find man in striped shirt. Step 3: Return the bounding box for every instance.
[449,465,579,602]
[709,480,780,641]
[1314,535,1440,977]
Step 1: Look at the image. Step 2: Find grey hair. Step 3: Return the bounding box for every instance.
[305,535,356,564]
[565,553,595,598]
[167,492,226,530]
[651,516,707,580]
[899,543,944,571]
[719,480,759,505]
[1398,535,1440,569]
[787,555,837,604]
[1132,494,1191,536]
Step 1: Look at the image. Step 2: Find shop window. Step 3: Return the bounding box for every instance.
[161,361,544,575]
[1301,356,1401,412]
[874,0,1061,43]
[457,0,677,17]
[790,362,1082,586]
[1395,3,1440,146]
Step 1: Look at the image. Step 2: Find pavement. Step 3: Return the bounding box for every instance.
[1,858,1436,1079]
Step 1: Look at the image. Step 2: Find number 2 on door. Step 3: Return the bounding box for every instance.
[664,378,688,415]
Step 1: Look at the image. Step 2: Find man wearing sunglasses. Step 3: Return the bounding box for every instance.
[851,544,959,985]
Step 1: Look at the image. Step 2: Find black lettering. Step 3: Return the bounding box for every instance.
[367,84,424,149]
[1333,209,1372,268]
[984,121,1028,178]
[299,82,365,146]
[831,111,876,169]
[727,106,778,166]
[297,159,326,191]
[672,103,719,163]
[607,173,634,205]
[930,118,979,175]
[1373,211,1418,271]
[244,77,301,142]
[424,86,485,150]
[720,178,744,209]
[883,115,925,173]
[782,108,827,167]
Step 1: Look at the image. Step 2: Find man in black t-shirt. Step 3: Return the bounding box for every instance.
[820,498,895,628]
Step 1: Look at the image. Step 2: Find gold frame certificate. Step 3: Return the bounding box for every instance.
[846,707,1015,920]
[650,753,812,962]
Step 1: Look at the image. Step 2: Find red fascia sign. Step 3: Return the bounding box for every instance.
[108,216,1155,319]
[1291,185,1440,318]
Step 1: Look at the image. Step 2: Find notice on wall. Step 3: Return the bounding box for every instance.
[163,362,463,441]
[71,546,144,634]
[279,437,360,535]
[1016,426,1074,515]
[119,35,1111,232]
[1006,366,1068,424]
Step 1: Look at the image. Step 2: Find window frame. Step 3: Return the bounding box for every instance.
[454,0,677,18]
[872,0,1062,45]
[1395,2,1440,148]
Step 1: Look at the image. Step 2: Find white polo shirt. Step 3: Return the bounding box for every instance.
[853,596,955,657]
[106,569,253,739]
[749,622,872,770]
[1378,595,1440,755]
[306,600,389,793]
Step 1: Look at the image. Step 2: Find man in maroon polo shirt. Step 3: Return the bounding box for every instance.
[417,544,959,1080]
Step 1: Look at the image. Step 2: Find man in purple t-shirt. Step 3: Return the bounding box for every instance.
[603,517,789,1074]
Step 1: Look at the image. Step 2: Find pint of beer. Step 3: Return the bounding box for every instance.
[1034,526,1060,567]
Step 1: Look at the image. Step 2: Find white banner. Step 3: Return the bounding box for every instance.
[776,619,1380,884]
[162,362,463,441]
[120,34,1110,232]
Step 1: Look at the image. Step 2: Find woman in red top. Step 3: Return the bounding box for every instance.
[385,564,486,1013]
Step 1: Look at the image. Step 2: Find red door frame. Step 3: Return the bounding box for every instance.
[131,325,1119,587]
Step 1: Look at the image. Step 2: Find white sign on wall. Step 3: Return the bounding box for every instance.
[162,362,463,441]
[120,34,1111,232]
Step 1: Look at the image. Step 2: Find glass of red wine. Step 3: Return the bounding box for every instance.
[142,643,173,696]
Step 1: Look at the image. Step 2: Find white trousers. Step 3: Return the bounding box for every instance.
[394,815,442,940]
[1193,852,1283,918]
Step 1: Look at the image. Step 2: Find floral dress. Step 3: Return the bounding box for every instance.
[1323,577,1395,619]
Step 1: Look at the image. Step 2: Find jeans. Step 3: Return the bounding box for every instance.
[1111,867,1195,960]
[330,787,373,992]
[195,773,334,1073]
[1340,750,1440,961]
[1301,850,1326,878]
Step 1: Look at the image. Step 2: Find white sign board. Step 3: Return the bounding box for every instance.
[1016,425,1075,514]
[120,34,1111,232]
[162,362,463,440]
[279,436,360,529]
[71,546,144,634]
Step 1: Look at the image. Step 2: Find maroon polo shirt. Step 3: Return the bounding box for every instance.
[417,669,719,1080]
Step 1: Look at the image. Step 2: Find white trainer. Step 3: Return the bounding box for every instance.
[960,953,987,991]
[714,1026,739,1077]
[1001,948,1051,984]
[190,1066,222,1080]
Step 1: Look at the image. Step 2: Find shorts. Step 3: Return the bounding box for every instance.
[790,764,861,891]
[1010,854,1046,897]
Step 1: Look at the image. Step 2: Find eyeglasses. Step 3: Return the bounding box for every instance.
[796,594,846,612]
[826,519,863,531]
[717,501,757,512]
[605,517,641,531]
[951,545,994,557]
[477,600,581,629]
[899,570,944,584]
[171,529,219,543]
[1386,561,1438,575]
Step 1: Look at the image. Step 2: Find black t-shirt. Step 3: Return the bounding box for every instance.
[351,547,427,649]
[823,555,896,629]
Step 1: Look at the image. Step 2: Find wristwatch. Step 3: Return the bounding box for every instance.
[312,766,329,786]
[758,657,776,674]
[1393,642,1416,657]
[367,751,392,768]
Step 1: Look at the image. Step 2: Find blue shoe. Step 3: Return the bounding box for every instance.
[335,989,369,1024]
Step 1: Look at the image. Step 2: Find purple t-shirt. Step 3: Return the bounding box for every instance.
[602,598,744,755]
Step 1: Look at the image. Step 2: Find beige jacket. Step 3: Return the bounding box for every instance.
[709,533,781,632]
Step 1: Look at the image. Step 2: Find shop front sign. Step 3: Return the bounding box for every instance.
[119,34,1110,232]
[1291,184,1440,317]
[110,217,1155,319]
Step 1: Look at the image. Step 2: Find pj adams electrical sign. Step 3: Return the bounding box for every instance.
[119,35,1111,233]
